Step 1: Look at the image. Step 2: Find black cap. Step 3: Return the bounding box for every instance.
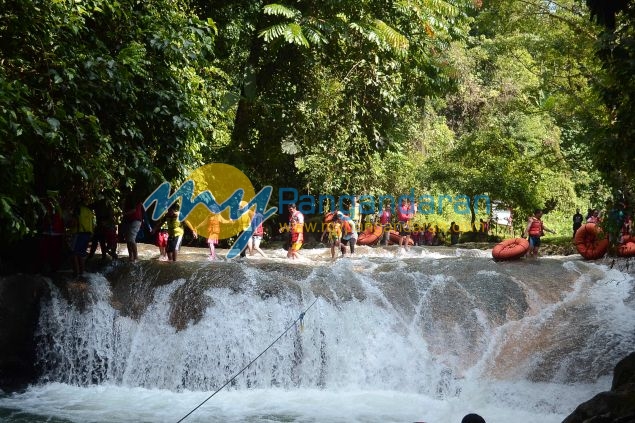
[461,414,486,423]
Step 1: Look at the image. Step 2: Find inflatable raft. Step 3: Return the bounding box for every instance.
[574,223,609,260]
[388,230,415,246]
[357,225,384,246]
[617,235,635,257]
[492,238,529,261]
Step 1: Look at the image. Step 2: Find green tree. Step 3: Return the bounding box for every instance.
[200,0,475,196]
[0,0,227,241]
[417,0,614,228]
[584,0,635,196]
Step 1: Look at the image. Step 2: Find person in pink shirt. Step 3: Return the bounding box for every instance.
[379,203,392,246]
[587,209,600,224]
[396,199,415,251]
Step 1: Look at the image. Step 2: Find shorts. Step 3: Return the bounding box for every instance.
[71,232,91,257]
[398,222,410,236]
[252,235,262,249]
[341,237,352,246]
[157,231,168,248]
[207,235,219,246]
[529,235,541,248]
[126,220,142,243]
[167,235,183,253]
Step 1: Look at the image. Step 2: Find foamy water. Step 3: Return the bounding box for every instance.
[0,380,609,423]
[1,247,632,423]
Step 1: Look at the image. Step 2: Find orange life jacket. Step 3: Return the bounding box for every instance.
[208,215,221,235]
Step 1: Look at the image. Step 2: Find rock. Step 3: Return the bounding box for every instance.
[0,275,49,392]
[562,352,635,423]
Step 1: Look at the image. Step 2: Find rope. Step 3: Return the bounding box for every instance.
[176,297,319,423]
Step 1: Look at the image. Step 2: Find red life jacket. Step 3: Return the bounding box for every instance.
[397,205,412,222]
[380,210,391,225]
[289,210,304,242]
[528,218,543,236]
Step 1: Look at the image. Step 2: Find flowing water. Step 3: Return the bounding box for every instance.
[1,246,634,423]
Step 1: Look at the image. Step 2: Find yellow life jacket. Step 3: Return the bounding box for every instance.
[77,205,95,233]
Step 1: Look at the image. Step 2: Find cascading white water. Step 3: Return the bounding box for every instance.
[36,264,442,394]
[1,249,634,423]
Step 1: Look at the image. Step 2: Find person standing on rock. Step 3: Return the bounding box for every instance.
[572,208,584,238]
[523,209,555,258]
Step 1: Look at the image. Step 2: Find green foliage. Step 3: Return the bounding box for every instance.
[209,0,475,194]
[0,0,229,241]
[0,0,628,248]
[584,1,635,194]
[417,0,616,226]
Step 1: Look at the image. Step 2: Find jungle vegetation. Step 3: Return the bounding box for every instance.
[1,0,634,242]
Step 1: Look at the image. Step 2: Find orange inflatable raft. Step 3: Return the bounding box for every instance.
[357,225,384,246]
[574,223,609,260]
[492,238,529,261]
[388,229,415,246]
[617,242,635,257]
[617,235,635,257]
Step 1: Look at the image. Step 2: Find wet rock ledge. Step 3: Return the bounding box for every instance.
[563,352,635,423]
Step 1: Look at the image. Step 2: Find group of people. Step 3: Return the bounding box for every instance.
[572,203,633,244]
[317,198,460,260]
[53,191,623,269]
[37,193,131,277]
[150,201,269,262]
[319,207,359,259]
[317,198,418,260]
[35,191,204,276]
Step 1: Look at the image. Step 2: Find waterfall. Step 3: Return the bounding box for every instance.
[2,251,634,423]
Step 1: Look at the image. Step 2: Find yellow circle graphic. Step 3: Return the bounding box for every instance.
[185,163,255,240]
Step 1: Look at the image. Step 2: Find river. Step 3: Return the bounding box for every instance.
[0,246,633,423]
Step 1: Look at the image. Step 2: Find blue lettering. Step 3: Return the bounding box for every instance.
[359,195,376,214]
[453,195,470,214]
[437,194,452,214]
[378,195,394,214]
[338,195,353,213]
[278,188,298,210]
[298,194,315,214]
[318,195,336,214]
[418,194,435,214]
[474,194,491,215]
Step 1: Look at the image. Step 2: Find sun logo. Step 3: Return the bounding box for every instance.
[143,163,276,259]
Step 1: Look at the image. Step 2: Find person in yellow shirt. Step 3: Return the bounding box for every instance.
[320,213,342,260]
[163,204,197,262]
[189,211,231,261]
[70,198,95,277]
[206,213,222,260]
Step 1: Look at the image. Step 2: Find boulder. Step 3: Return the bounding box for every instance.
[562,352,635,423]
